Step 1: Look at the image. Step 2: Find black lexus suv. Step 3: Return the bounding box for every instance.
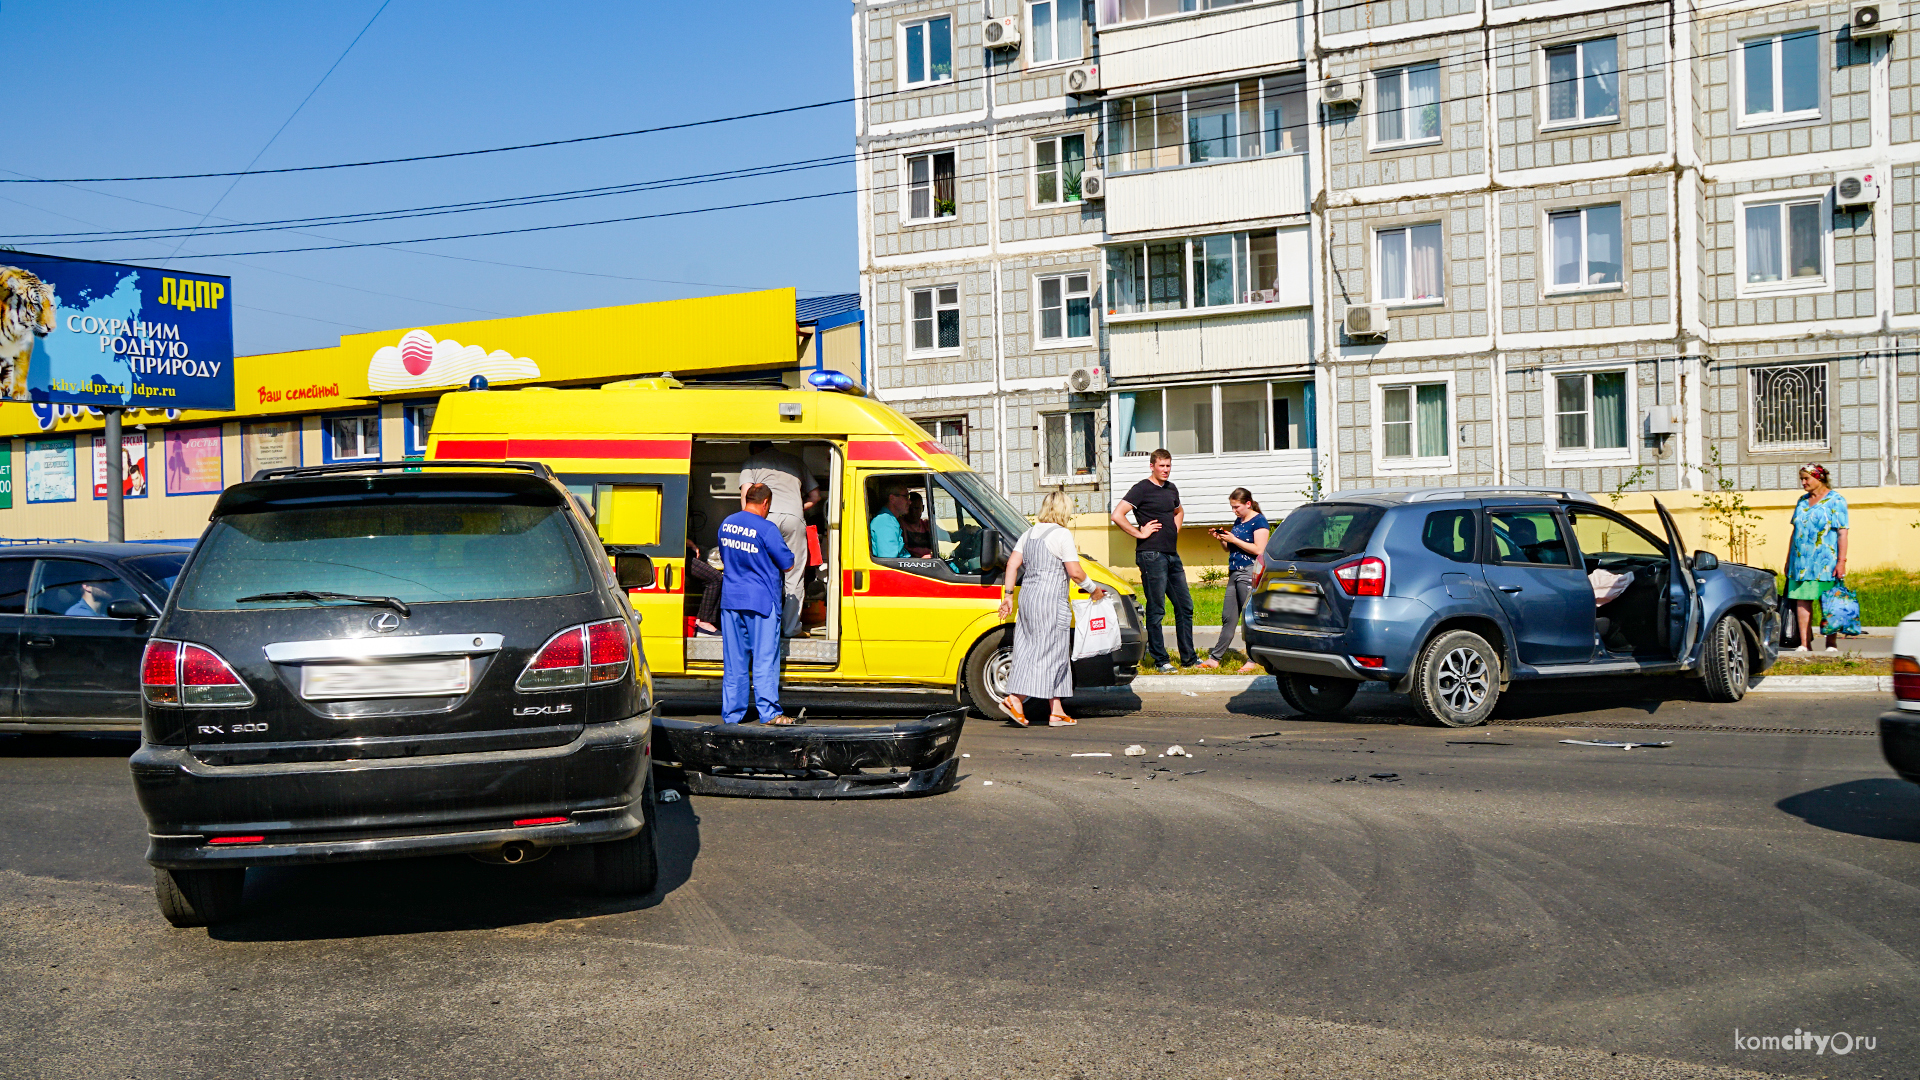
[129,461,658,927]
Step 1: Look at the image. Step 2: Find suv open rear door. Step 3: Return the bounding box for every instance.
[1653,499,1700,661]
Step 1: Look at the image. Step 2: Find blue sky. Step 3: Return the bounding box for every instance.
[0,1,857,356]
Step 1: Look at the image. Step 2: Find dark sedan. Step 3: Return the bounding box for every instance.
[0,542,186,732]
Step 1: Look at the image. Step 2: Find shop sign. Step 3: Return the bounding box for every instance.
[1,252,235,414]
[0,448,11,509]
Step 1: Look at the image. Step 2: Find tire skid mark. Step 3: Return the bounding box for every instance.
[677,865,838,964]
[657,882,739,953]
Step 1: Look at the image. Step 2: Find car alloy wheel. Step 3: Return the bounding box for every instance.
[1436,647,1490,713]
[1413,629,1501,728]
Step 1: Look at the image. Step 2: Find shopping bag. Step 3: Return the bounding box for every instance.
[1071,596,1122,660]
[1820,581,1863,637]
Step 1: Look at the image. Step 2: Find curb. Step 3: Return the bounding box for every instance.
[1121,673,1892,695]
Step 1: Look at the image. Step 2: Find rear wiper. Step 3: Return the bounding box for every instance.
[236,590,411,617]
[1289,547,1346,557]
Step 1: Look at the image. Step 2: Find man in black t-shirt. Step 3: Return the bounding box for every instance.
[1111,449,1197,670]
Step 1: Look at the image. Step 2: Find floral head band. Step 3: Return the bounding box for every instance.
[1800,463,1830,484]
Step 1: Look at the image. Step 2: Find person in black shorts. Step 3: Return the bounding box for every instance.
[1111,448,1196,671]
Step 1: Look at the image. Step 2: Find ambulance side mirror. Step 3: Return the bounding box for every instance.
[979,531,1001,580]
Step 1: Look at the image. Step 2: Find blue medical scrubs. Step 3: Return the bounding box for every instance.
[717,510,795,724]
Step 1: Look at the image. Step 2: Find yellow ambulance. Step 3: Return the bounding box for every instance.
[425,378,1143,720]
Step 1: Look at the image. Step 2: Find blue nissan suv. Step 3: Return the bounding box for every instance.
[1243,487,1780,726]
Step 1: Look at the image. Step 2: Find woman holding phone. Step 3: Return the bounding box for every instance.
[1198,488,1270,669]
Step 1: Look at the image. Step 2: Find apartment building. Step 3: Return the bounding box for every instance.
[854,0,1919,564]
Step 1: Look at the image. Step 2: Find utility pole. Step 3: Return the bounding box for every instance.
[104,408,123,542]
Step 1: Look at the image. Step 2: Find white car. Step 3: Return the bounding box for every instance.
[1881,611,1920,784]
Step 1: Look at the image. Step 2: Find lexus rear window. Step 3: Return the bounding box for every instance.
[176,499,591,610]
[1264,504,1385,563]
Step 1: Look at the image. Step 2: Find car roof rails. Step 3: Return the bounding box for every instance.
[249,459,557,483]
[1404,486,1597,503]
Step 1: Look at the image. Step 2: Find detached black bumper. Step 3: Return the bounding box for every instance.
[1881,711,1920,785]
[652,709,965,799]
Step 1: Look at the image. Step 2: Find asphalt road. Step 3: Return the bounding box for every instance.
[2,679,1914,1079]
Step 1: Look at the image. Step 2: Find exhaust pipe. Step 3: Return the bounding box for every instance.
[499,840,534,864]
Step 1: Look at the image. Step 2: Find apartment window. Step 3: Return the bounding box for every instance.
[323,414,380,462]
[404,404,435,457]
[1375,224,1444,304]
[1029,0,1084,64]
[1379,382,1449,462]
[1740,30,1820,123]
[1097,0,1252,26]
[1751,363,1828,449]
[902,15,953,88]
[910,285,961,353]
[905,150,957,222]
[927,417,968,457]
[1548,205,1623,290]
[1554,370,1629,452]
[1033,134,1087,206]
[1544,38,1619,125]
[1373,63,1441,148]
[1106,230,1283,314]
[1043,410,1098,479]
[1036,272,1093,343]
[1116,381,1315,457]
[1743,197,1827,289]
[1105,76,1305,173]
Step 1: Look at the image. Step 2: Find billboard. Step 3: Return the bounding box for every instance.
[0,252,234,412]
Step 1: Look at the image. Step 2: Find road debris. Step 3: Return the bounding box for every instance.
[1181,690,1199,697]
[1369,772,1400,781]
[1166,745,1189,757]
[1071,752,1114,758]
[962,753,970,758]
[1183,769,1207,775]
[1246,731,1283,739]
[982,780,994,786]
[1559,739,1673,749]
[1124,744,1147,756]
[658,789,683,803]
[1447,741,1511,747]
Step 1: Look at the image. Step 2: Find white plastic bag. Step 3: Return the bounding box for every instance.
[1072,596,1122,660]
[1588,568,1634,606]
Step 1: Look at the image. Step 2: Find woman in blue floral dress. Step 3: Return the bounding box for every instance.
[1785,463,1849,653]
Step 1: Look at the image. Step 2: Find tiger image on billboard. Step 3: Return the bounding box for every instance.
[1,265,57,401]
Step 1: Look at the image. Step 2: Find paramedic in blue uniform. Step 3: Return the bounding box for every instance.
[719,483,797,725]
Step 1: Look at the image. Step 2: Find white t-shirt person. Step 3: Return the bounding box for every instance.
[1013,522,1078,564]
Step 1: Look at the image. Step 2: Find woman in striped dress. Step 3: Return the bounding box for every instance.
[996,490,1109,727]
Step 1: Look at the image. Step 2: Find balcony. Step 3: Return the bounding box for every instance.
[1104,153,1308,236]
[1098,1,1305,92]
[1108,307,1310,379]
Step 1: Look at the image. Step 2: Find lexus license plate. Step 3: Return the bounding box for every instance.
[301,659,470,700]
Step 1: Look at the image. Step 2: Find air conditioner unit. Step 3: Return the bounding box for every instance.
[1322,77,1363,107]
[1850,3,1899,36]
[984,16,1021,48]
[1343,304,1390,338]
[1836,171,1881,206]
[1067,366,1107,394]
[1065,64,1101,97]
[1078,168,1106,200]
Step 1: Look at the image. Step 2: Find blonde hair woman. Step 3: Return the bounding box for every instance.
[996,490,1108,726]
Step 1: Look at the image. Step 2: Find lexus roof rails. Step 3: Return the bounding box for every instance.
[249,459,557,483]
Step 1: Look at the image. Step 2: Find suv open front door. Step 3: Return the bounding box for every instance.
[1653,499,1701,661]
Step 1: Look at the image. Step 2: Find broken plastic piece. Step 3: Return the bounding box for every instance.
[1183,769,1206,775]
[982,780,994,786]
[1180,690,1199,697]
[1559,739,1673,749]
[1124,744,1147,756]
[1166,745,1188,757]
[658,788,683,803]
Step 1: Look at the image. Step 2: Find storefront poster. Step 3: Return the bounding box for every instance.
[242,420,301,478]
[0,252,234,411]
[163,425,223,495]
[25,437,75,503]
[92,433,149,499]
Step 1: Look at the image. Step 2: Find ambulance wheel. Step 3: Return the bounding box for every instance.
[962,631,1017,722]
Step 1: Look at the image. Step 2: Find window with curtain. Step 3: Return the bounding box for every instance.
[1744,198,1825,287]
[1374,64,1441,147]
[1033,134,1088,206]
[1036,273,1093,342]
[1741,30,1820,122]
[928,417,969,457]
[1379,382,1448,461]
[902,16,954,88]
[910,286,961,353]
[1105,76,1305,173]
[1106,230,1286,314]
[1043,410,1098,478]
[1553,370,1629,452]
[1098,0,1252,26]
[1545,38,1619,124]
[1028,0,1084,64]
[905,150,957,221]
[1220,382,1267,453]
[1376,224,1444,303]
[1166,385,1214,456]
[1119,382,1313,459]
[1117,390,1162,455]
[1548,204,1623,290]
[325,415,381,461]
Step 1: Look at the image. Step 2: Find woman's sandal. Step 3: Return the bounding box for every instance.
[1001,695,1029,726]
[1047,714,1076,726]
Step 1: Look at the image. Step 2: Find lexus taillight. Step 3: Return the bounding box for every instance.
[142,639,253,707]
[517,619,631,691]
[1333,556,1387,597]
[1895,655,1920,703]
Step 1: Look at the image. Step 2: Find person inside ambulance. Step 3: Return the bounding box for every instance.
[870,483,912,559]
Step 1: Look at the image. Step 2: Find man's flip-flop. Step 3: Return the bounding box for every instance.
[1001,695,1029,726]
